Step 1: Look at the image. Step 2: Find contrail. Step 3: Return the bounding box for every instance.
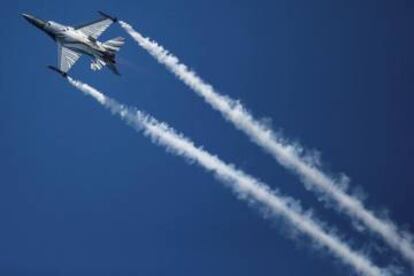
[119,21,414,265]
[67,77,387,276]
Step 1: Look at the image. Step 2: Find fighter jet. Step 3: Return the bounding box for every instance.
[22,11,124,77]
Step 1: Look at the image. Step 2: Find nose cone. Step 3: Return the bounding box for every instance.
[22,13,46,29]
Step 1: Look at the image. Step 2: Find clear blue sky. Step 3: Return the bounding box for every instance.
[1,0,413,275]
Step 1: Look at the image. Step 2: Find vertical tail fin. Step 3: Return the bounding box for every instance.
[107,63,121,76]
[101,37,124,76]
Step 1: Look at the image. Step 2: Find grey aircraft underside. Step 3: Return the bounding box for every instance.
[22,11,124,77]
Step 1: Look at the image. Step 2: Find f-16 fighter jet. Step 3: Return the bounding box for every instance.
[22,11,124,77]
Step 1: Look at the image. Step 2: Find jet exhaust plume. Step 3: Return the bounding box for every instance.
[119,21,414,265]
[67,76,388,276]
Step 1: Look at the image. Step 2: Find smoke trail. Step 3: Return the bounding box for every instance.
[119,21,414,265]
[67,76,388,276]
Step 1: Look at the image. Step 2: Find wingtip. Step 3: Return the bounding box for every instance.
[47,65,68,78]
[98,11,117,22]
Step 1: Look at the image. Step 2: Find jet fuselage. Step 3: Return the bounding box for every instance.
[23,14,114,64]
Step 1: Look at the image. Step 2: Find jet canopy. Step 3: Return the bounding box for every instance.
[45,21,70,32]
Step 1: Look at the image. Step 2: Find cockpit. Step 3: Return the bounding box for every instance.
[46,21,70,32]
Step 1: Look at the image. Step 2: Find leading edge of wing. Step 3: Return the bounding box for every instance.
[74,11,117,30]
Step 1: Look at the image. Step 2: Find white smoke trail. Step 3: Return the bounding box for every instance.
[67,76,388,276]
[119,21,414,265]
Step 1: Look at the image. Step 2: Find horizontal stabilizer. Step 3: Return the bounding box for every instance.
[103,37,125,53]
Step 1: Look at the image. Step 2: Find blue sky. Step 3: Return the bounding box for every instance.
[1,0,414,275]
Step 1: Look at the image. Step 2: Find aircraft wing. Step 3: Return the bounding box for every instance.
[58,43,81,73]
[74,12,116,39]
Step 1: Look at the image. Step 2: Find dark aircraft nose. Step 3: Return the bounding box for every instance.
[22,13,46,29]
